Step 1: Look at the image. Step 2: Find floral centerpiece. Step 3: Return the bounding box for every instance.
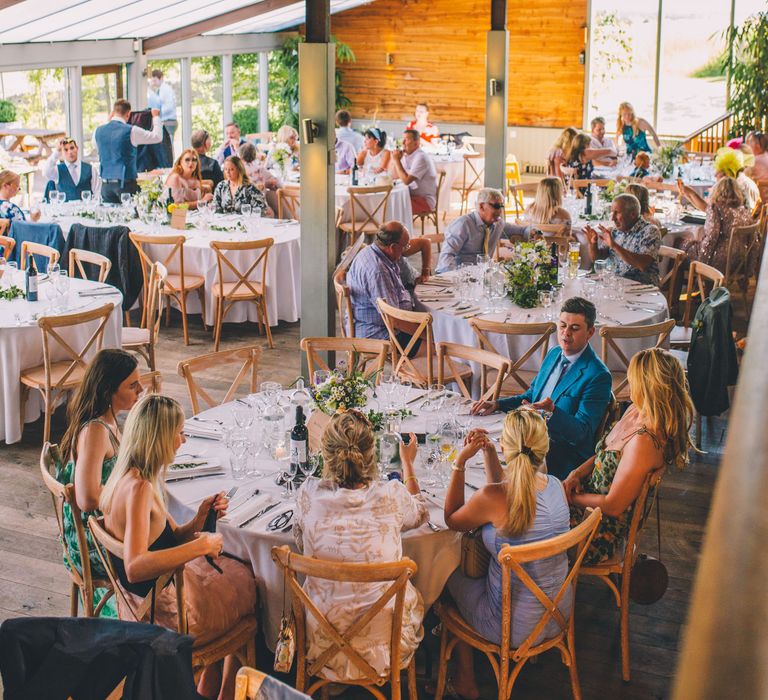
[138,176,165,206]
[655,143,685,179]
[503,240,558,309]
[270,143,293,174]
[311,370,372,414]
[597,179,628,205]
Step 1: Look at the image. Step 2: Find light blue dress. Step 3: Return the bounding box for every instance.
[447,476,571,647]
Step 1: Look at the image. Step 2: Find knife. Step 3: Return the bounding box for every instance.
[183,432,220,441]
[406,391,428,405]
[238,502,279,528]
[166,472,226,483]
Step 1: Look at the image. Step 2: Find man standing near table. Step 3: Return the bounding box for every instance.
[471,297,612,479]
[589,117,618,167]
[584,193,661,286]
[42,137,100,201]
[335,109,364,153]
[391,129,438,215]
[94,100,163,204]
[146,69,177,167]
[191,129,224,187]
[436,187,529,272]
[215,123,247,165]
[335,138,358,175]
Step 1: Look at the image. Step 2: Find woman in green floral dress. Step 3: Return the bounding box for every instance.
[564,348,694,565]
[55,349,143,615]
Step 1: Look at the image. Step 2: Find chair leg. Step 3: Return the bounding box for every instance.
[43,389,52,444]
[567,619,582,700]
[261,297,274,349]
[620,571,632,682]
[179,292,190,346]
[70,581,80,617]
[213,297,223,352]
[434,622,449,700]
[19,385,29,439]
[408,659,418,700]
[198,286,207,332]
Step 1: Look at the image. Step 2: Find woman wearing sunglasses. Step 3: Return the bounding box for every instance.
[165,148,213,209]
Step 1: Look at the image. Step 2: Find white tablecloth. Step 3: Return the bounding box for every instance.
[0,275,123,443]
[415,272,669,374]
[335,182,413,229]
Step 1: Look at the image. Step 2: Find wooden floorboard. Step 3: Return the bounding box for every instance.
[0,312,724,699]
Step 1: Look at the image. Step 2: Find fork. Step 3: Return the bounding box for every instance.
[192,416,223,425]
[427,521,443,532]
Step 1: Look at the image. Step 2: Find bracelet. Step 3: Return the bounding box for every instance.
[422,268,432,276]
[451,464,466,473]
[403,475,419,485]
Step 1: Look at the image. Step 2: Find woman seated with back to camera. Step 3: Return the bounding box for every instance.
[522,177,572,234]
[165,148,213,210]
[440,410,571,700]
[100,394,257,700]
[565,348,693,566]
[213,155,268,215]
[547,127,578,179]
[294,410,428,682]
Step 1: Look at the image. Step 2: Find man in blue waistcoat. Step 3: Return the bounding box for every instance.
[94,99,163,204]
[42,137,100,202]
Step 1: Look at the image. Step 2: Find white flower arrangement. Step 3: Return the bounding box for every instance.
[270,142,293,168]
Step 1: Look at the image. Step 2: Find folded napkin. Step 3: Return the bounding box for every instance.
[166,459,224,481]
[220,494,277,528]
[182,421,222,440]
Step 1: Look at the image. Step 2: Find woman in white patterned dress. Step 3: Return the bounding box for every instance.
[294,410,428,682]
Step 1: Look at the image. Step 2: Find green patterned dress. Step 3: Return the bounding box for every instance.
[54,419,119,617]
[570,427,660,566]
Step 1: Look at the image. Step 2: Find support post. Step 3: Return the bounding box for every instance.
[259,52,270,134]
[222,54,233,129]
[65,66,84,149]
[299,0,335,377]
[126,40,147,111]
[180,57,193,152]
[484,0,509,191]
[652,0,663,131]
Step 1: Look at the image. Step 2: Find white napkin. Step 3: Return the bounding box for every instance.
[183,421,221,439]
[166,459,223,481]
[221,494,277,528]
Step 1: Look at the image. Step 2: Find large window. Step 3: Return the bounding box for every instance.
[0,69,65,130]
[81,69,119,159]
[232,53,261,139]
[191,56,223,149]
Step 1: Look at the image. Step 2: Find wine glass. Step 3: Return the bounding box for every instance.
[538,288,554,320]
[55,271,70,309]
[232,403,254,431]
[81,191,92,206]
[230,436,249,480]
[120,193,132,208]
[240,203,252,217]
[280,460,298,500]
[379,371,397,409]
[260,381,282,407]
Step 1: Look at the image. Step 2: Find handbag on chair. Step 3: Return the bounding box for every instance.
[460,528,490,579]
[629,492,668,605]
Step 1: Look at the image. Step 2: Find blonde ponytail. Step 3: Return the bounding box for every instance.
[321,410,377,488]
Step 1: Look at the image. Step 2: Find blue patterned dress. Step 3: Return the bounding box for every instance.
[0,199,25,221]
[622,126,651,159]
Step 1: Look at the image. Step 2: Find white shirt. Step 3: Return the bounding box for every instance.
[589,135,617,157]
[400,147,437,208]
[335,126,364,153]
[42,153,101,195]
[92,116,163,154]
[146,82,177,122]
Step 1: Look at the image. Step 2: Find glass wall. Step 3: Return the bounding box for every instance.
[81,71,118,159]
[0,69,66,130]
[232,53,261,140]
[191,56,223,149]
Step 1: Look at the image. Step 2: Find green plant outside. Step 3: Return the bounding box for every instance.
[726,10,768,136]
[0,99,16,123]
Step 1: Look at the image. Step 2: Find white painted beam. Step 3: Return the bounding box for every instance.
[222,54,233,128]
[180,57,193,149]
[259,51,269,133]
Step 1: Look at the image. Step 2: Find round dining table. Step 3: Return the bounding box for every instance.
[0,274,123,444]
[164,388,494,649]
[334,179,413,229]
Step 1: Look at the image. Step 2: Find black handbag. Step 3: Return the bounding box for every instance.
[629,492,668,605]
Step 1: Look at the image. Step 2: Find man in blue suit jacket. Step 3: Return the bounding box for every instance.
[472,297,612,479]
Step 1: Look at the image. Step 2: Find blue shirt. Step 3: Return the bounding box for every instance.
[146,82,177,122]
[347,244,412,339]
[336,126,364,153]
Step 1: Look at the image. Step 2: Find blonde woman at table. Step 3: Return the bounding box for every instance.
[100,394,257,700]
[625,183,662,229]
[546,127,578,179]
[55,349,143,617]
[267,125,300,170]
[294,410,428,682]
[356,127,391,175]
[0,169,40,222]
[522,177,571,233]
[439,410,570,700]
[213,155,268,215]
[565,348,693,565]
[165,148,212,210]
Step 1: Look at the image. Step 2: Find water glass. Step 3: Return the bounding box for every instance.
[260,381,282,406]
[422,383,445,412]
[81,191,92,205]
[230,437,249,480]
[240,204,252,217]
[120,193,132,208]
[593,259,607,281]
[538,289,554,320]
[232,403,254,431]
[263,404,286,458]
[55,271,70,308]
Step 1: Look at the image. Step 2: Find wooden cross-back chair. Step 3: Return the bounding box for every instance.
[271,546,419,700]
[581,471,663,682]
[139,370,163,395]
[640,180,680,195]
[724,221,760,318]
[413,170,445,236]
[39,442,114,618]
[436,341,511,403]
[434,508,603,700]
[20,240,59,272]
[570,178,614,193]
[128,232,206,346]
[338,185,392,246]
[334,266,355,337]
[594,392,620,445]
[122,261,166,371]
[89,516,257,680]
[300,336,389,382]
[210,238,274,350]
[452,153,485,215]
[235,667,311,700]
[599,319,676,401]
[658,245,686,316]
[506,182,538,218]
[0,234,15,259]
[68,248,112,283]
[20,303,114,443]
[277,184,301,220]
[177,345,262,415]
[673,261,724,348]
[470,319,557,396]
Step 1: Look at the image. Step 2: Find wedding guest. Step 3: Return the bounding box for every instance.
[589,117,618,166]
[745,131,768,188]
[165,148,213,209]
[294,410,427,681]
[405,103,440,144]
[213,156,268,215]
[146,69,177,166]
[214,122,247,165]
[471,297,612,480]
[565,348,693,564]
[679,176,754,273]
[522,177,572,233]
[615,102,660,158]
[335,138,357,174]
[55,350,143,616]
[267,125,300,170]
[625,183,661,229]
[566,133,616,184]
[0,170,39,221]
[42,137,100,202]
[630,152,651,179]
[356,127,391,175]
[335,109,364,152]
[584,193,661,286]
[100,394,257,700]
[440,410,570,700]
[436,188,529,272]
[191,129,224,188]
[547,127,579,179]
[391,129,438,214]
[238,142,278,191]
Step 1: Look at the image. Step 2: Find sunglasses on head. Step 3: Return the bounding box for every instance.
[61,138,76,146]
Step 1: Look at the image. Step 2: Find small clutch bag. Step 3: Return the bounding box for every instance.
[460,528,490,579]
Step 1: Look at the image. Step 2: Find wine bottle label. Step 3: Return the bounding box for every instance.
[27,275,38,297]
[290,439,307,464]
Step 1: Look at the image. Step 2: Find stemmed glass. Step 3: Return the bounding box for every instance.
[538,288,554,321]
[232,403,254,432]
[260,381,282,407]
[54,271,70,310]
[423,418,442,487]
[241,204,252,217]
[280,460,298,500]
[421,383,445,412]
[379,371,397,409]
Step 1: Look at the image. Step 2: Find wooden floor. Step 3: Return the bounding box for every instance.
[0,311,723,699]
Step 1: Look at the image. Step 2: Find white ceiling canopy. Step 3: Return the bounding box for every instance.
[0,0,371,44]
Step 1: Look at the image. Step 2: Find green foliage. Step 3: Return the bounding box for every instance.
[590,11,633,113]
[654,143,685,178]
[12,68,65,130]
[0,100,16,123]
[727,10,768,136]
[504,241,558,309]
[0,284,25,301]
[691,51,729,79]
[233,105,260,135]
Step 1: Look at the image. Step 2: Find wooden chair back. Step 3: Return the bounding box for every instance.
[177,345,262,415]
[376,298,435,387]
[341,185,393,243]
[69,248,112,283]
[128,232,189,306]
[641,180,680,195]
[271,545,418,698]
[658,245,685,314]
[725,222,760,290]
[470,319,556,393]
[145,261,166,343]
[570,178,614,191]
[300,336,389,382]
[455,152,485,191]
[506,182,538,217]
[0,218,9,236]
[39,442,114,617]
[436,341,511,403]
[210,238,273,299]
[21,240,59,271]
[333,266,355,337]
[88,516,187,633]
[599,319,676,396]
[277,184,301,220]
[413,170,445,234]
[0,234,15,259]
[681,261,724,328]
[234,667,268,700]
[594,392,620,444]
[139,370,163,394]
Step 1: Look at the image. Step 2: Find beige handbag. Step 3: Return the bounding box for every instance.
[460,528,490,579]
